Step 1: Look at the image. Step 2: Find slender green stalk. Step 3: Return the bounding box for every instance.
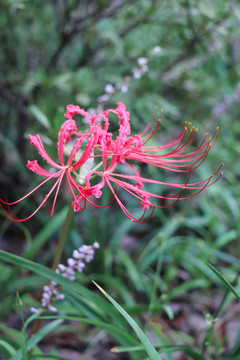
[51,204,73,271]
[30,204,73,336]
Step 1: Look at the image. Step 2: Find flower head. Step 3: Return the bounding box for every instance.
[0,107,103,221]
[1,102,222,222]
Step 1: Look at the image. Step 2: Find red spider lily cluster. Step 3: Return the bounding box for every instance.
[0,102,222,223]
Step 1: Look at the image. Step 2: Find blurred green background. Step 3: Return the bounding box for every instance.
[0,0,240,359]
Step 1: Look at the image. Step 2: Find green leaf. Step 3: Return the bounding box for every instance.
[198,0,216,18]
[10,320,62,360]
[28,105,50,129]
[38,315,137,347]
[112,344,205,360]
[0,250,128,330]
[23,207,68,259]
[16,293,30,360]
[0,339,16,356]
[93,281,161,360]
[206,262,240,301]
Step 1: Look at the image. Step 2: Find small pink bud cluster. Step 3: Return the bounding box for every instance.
[31,242,99,313]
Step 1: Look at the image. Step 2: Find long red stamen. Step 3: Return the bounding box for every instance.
[142,119,161,145]
[0,173,64,222]
[0,171,62,206]
[82,181,118,209]
[139,106,159,137]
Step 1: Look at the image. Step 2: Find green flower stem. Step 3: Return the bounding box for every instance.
[52,203,73,271]
[30,204,73,337]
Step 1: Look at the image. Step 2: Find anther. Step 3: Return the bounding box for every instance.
[195,127,198,132]
[161,108,164,112]
[158,118,161,123]
[155,105,158,109]
[205,132,208,136]
[216,126,219,131]
[45,194,50,217]
[209,137,212,142]
[84,186,87,191]
[209,143,212,148]
[188,122,192,125]
[115,181,119,185]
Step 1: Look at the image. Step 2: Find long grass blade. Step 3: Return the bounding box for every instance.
[206,262,240,301]
[93,281,161,360]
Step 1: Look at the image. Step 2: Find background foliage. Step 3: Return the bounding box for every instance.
[0,0,240,359]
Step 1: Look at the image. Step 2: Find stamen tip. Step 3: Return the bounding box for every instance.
[205,132,209,136]
[154,105,158,109]
[160,108,164,112]
[84,186,87,191]
[195,127,198,132]
[216,126,219,131]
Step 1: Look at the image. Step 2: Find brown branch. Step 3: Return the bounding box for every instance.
[49,0,135,67]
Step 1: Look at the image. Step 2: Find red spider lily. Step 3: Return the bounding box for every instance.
[0,102,222,223]
[0,118,104,222]
[82,102,222,222]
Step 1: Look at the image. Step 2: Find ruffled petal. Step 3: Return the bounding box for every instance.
[67,137,83,167]
[114,102,131,133]
[27,160,58,177]
[64,104,92,124]
[70,134,98,172]
[29,135,61,169]
[85,171,105,196]
[57,119,78,166]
